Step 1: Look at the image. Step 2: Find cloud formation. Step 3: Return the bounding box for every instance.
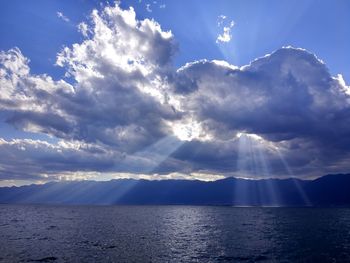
[172,48,350,177]
[1,5,179,153]
[1,3,350,183]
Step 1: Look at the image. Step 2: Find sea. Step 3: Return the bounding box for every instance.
[1,205,350,262]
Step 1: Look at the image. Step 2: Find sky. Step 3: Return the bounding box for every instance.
[0,0,350,186]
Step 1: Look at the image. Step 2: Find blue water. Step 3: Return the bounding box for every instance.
[1,205,350,262]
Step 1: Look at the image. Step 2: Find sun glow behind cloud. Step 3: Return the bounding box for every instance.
[169,119,212,142]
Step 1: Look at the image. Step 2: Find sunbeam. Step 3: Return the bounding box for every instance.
[235,132,282,206]
[235,133,252,205]
[111,135,185,202]
[235,131,313,206]
[276,149,312,206]
[255,144,280,206]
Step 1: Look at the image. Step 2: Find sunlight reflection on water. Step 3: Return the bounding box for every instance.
[1,205,350,262]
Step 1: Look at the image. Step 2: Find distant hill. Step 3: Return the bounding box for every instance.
[1,174,350,206]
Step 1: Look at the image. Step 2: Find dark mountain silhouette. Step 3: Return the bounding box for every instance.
[0,174,350,206]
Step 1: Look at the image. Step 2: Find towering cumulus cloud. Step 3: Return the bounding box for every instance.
[0,3,349,183]
[171,49,350,177]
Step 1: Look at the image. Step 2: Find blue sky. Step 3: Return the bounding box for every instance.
[1,0,349,79]
[0,0,350,185]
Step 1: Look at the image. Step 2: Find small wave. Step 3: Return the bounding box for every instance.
[27,256,57,262]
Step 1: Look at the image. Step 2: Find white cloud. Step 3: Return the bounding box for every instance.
[217,15,226,26]
[1,4,179,155]
[77,22,89,37]
[1,3,350,183]
[56,11,70,22]
[216,18,235,43]
[172,47,350,177]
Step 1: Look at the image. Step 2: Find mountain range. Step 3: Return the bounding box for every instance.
[0,174,350,206]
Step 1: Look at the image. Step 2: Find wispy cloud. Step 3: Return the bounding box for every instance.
[217,15,226,26]
[56,11,70,22]
[146,4,152,12]
[77,22,89,37]
[216,15,235,43]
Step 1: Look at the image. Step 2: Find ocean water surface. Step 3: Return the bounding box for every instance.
[1,205,350,262]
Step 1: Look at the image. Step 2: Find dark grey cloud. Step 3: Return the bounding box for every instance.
[174,48,350,142]
[0,3,350,183]
[169,47,350,178]
[0,139,119,180]
[0,5,179,153]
